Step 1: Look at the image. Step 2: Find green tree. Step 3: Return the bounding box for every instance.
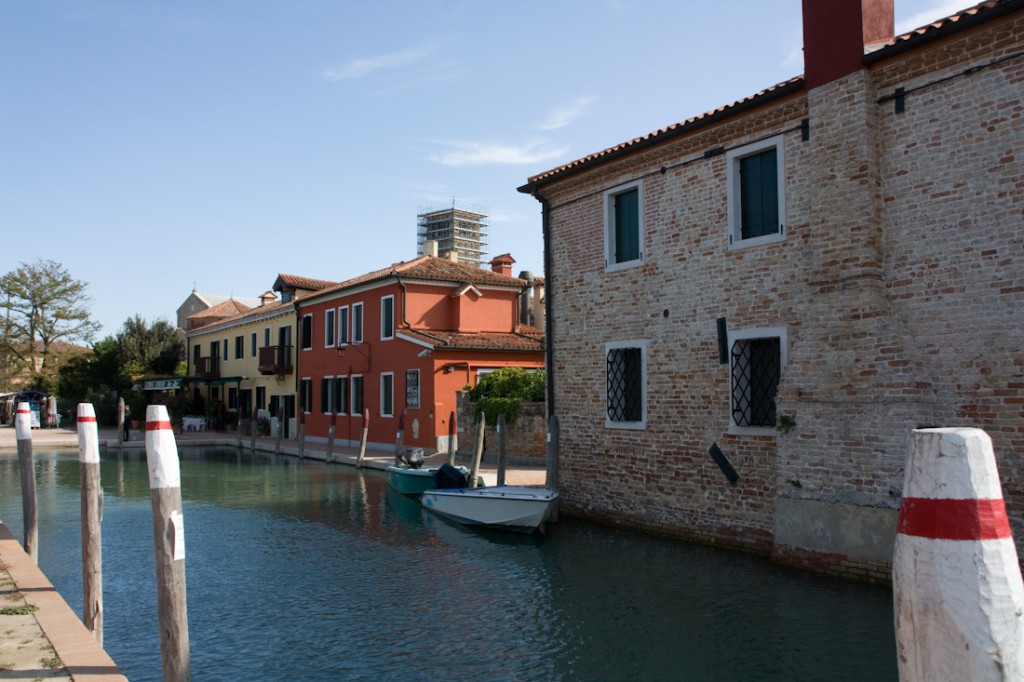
[469,367,545,424]
[117,315,184,376]
[0,260,100,390]
[55,337,127,425]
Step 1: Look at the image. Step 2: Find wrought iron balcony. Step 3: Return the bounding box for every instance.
[259,345,293,375]
[195,356,220,378]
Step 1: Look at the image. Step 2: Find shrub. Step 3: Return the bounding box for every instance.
[469,367,544,425]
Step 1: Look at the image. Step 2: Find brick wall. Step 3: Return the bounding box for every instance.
[535,11,1024,581]
[455,392,547,463]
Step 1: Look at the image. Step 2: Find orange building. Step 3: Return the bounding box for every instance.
[296,252,545,453]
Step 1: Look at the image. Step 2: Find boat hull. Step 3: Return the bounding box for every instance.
[421,486,559,533]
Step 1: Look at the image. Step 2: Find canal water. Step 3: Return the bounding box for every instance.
[0,448,897,681]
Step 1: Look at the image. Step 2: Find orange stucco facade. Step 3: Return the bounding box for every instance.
[296,256,544,452]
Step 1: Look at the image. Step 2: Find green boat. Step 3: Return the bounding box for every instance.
[386,464,479,496]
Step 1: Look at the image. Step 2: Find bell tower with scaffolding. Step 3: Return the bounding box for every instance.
[417,201,489,267]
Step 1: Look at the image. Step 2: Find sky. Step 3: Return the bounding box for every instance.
[0,0,971,342]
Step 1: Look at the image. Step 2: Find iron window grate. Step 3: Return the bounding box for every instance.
[607,347,643,422]
[731,337,780,427]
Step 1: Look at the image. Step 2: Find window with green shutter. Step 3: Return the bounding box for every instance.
[605,181,643,270]
[727,135,786,249]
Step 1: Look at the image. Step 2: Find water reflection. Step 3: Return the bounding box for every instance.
[0,449,896,682]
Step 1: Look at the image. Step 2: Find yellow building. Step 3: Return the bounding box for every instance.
[184,275,336,437]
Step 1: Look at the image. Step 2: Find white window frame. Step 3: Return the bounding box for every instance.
[321,375,335,415]
[338,306,349,346]
[380,372,394,417]
[604,340,647,430]
[405,369,420,409]
[727,326,787,436]
[351,374,364,415]
[263,327,271,348]
[300,377,312,414]
[336,375,349,415]
[603,179,644,273]
[352,302,364,344]
[726,135,786,251]
[301,313,313,351]
[324,308,336,347]
[381,295,394,341]
[250,331,257,358]
[222,338,229,362]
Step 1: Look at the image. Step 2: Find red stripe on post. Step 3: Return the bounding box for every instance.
[78,416,98,423]
[146,419,173,431]
[898,497,1012,541]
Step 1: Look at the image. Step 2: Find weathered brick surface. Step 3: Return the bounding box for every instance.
[534,11,1024,581]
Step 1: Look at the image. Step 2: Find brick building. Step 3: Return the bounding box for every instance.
[519,0,1024,580]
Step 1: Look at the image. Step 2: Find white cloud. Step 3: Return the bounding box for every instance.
[324,44,438,81]
[537,96,595,130]
[895,1,969,35]
[432,140,569,167]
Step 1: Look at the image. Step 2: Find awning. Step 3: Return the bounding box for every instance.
[143,379,182,391]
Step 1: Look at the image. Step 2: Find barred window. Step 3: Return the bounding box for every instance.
[606,342,645,427]
[730,332,783,429]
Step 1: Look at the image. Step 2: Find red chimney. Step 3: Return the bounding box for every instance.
[489,253,515,277]
[802,0,894,89]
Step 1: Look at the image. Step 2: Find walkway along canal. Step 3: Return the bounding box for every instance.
[0,446,898,681]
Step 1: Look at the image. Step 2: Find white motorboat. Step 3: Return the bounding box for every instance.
[420,485,559,533]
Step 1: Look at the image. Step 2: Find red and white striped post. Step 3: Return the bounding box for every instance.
[145,405,191,682]
[15,402,38,562]
[77,403,104,644]
[894,428,1024,681]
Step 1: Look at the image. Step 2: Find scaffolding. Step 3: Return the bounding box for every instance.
[417,201,489,267]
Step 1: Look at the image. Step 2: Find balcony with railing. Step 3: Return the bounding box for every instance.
[195,356,220,378]
[259,345,293,375]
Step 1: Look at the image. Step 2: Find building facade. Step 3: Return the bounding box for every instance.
[296,253,545,453]
[184,275,336,436]
[520,0,1024,580]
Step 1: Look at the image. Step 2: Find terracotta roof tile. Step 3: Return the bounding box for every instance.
[888,0,1007,47]
[520,77,804,189]
[400,325,544,352]
[311,255,528,300]
[275,273,338,291]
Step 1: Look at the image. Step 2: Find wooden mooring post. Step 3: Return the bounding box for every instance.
[235,409,244,449]
[77,403,104,644]
[469,412,485,488]
[274,405,284,455]
[546,415,560,522]
[394,409,406,466]
[145,405,191,682]
[297,412,306,460]
[356,409,369,468]
[15,402,38,563]
[496,413,507,487]
[250,407,258,453]
[325,412,337,464]
[117,397,126,449]
[446,410,457,466]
